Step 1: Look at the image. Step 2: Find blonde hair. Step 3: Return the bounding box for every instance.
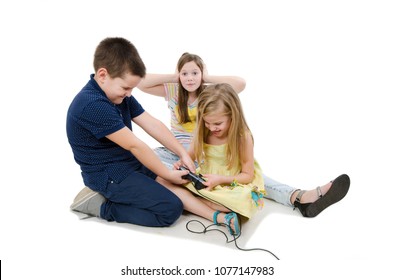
[194,83,252,169]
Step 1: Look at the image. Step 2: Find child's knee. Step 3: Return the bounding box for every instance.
[159,197,183,226]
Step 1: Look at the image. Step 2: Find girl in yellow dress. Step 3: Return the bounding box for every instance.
[175,83,265,228]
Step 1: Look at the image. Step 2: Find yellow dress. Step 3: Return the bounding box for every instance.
[184,143,265,219]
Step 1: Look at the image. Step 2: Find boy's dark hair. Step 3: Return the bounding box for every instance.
[93,37,146,78]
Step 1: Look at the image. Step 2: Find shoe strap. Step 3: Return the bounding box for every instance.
[293,190,306,210]
[295,190,306,204]
[213,211,221,225]
[316,186,322,198]
[224,212,240,236]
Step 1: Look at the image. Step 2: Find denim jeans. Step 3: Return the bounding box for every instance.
[154,146,183,170]
[154,146,297,207]
[100,165,183,226]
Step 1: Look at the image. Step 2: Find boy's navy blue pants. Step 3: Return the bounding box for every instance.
[99,168,183,227]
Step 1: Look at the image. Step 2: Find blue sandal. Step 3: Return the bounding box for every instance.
[213,211,241,236]
[213,210,221,225]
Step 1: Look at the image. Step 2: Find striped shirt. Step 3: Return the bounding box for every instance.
[164,83,197,145]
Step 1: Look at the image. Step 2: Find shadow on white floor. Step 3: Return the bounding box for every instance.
[71,198,299,259]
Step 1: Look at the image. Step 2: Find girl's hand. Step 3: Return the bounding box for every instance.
[201,174,222,191]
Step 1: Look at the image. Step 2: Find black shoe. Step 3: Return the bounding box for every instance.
[293,174,350,218]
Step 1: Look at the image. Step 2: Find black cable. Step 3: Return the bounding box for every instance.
[186,179,280,260]
[185,219,280,260]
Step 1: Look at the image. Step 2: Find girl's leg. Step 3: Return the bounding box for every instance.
[156,177,237,232]
[265,173,350,217]
[290,182,333,204]
[264,174,336,206]
[154,144,197,170]
[263,174,297,207]
[154,147,180,170]
[197,197,230,212]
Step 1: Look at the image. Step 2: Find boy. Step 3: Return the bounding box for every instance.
[66,37,195,226]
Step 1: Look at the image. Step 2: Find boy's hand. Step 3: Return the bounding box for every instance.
[167,169,190,185]
[178,156,196,173]
[172,160,182,171]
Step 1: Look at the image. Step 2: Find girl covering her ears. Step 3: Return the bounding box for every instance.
[174,83,265,219]
[137,52,246,160]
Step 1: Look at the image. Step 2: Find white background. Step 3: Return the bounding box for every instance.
[1,0,392,279]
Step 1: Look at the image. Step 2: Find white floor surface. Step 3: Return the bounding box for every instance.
[1,1,392,279]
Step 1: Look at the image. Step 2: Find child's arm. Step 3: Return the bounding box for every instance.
[137,73,179,97]
[202,64,246,94]
[132,111,196,173]
[237,133,255,183]
[106,125,189,184]
[172,140,196,171]
[203,74,246,94]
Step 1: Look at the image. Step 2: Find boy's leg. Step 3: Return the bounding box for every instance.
[101,171,183,227]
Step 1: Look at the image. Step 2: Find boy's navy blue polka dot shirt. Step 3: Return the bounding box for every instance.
[66,74,145,191]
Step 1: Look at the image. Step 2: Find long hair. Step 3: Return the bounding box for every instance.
[194,83,252,169]
[176,53,205,123]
